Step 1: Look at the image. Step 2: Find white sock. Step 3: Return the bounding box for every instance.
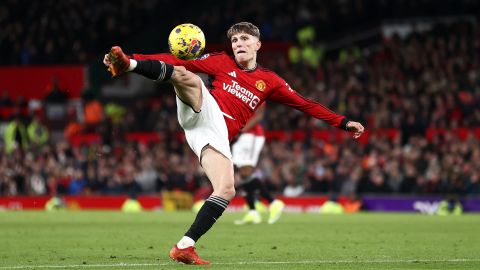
[177,236,195,249]
[127,59,137,71]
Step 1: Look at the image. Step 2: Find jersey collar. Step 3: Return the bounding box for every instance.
[234,60,258,72]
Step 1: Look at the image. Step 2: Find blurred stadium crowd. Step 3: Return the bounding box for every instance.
[2,0,480,64]
[0,0,479,197]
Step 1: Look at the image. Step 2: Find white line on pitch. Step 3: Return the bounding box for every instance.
[1,259,479,269]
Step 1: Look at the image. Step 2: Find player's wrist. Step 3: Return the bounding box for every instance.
[339,118,350,131]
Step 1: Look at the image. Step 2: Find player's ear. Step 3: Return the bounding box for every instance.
[256,40,261,51]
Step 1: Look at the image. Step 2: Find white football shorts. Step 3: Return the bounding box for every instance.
[176,79,232,161]
[231,133,265,167]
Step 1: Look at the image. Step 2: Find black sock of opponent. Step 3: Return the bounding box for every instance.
[251,178,275,203]
[242,180,258,210]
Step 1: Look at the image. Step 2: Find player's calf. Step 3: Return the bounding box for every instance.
[105,47,203,112]
[132,59,203,112]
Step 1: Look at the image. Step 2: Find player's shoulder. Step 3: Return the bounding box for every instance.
[256,66,286,83]
[199,51,232,60]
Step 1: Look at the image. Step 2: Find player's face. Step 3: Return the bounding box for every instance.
[231,33,261,68]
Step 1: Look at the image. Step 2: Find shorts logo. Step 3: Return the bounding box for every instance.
[255,80,266,92]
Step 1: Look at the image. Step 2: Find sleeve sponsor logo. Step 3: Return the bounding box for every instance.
[199,54,210,60]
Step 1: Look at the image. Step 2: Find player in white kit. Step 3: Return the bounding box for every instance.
[231,105,284,224]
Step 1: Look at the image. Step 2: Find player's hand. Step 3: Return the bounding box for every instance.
[346,121,365,139]
[104,46,130,77]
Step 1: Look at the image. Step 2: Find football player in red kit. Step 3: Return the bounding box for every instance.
[104,22,364,265]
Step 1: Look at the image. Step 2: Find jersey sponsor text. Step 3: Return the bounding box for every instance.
[223,80,260,109]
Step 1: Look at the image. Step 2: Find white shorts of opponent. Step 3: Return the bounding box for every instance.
[231,133,265,168]
[176,79,232,161]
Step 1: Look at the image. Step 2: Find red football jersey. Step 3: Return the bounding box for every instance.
[132,52,346,141]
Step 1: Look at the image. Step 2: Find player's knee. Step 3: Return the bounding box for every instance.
[218,182,236,200]
[172,66,192,82]
[174,65,187,76]
[172,66,200,89]
[224,187,236,201]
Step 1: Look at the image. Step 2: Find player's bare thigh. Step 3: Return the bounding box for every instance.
[171,66,203,112]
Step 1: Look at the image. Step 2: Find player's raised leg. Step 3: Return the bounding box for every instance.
[105,46,203,112]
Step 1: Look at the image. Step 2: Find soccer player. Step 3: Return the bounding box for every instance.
[104,22,365,265]
[232,104,285,225]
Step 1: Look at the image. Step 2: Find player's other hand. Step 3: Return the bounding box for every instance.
[346,121,365,139]
[103,46,130,77]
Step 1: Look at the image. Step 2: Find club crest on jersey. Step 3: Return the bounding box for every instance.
[255,80,266,92]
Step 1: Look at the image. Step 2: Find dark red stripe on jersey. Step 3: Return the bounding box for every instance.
[295,92,341,117]
[295,92,345,127]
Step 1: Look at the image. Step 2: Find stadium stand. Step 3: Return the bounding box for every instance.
[0,0,479,199]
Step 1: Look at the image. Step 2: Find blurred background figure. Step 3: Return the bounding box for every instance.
[4,114,29,155]
[27,114,49,150]
[436,195,463,216]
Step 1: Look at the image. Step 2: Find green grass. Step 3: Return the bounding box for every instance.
[0,211,479,269]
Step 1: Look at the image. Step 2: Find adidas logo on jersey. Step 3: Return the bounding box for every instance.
[228,71,236,78]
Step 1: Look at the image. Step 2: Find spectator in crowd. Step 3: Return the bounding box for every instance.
[0,90,13,107]
[4,114,29,154]
[63,109,83,141]
[44,77,68,103]
[83,92,105,132]
[27,114,49,149]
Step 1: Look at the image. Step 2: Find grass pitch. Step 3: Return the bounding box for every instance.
[0,211,479,269]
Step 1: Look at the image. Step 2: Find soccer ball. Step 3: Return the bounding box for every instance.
[168,23,205,60]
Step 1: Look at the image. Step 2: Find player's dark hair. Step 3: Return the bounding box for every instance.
[227,22,260,40]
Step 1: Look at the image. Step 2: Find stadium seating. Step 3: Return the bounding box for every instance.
[0,1,479,198]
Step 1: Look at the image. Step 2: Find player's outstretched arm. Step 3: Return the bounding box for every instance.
[268,79,365,139]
